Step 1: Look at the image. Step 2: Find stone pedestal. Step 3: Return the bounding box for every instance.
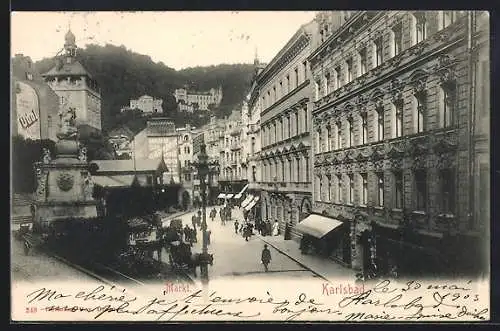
[33,139,98,231]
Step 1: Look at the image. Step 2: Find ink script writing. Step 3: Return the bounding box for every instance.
[23,279,488,321]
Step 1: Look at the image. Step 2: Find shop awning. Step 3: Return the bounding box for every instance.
[240,195,254,208]
[294,214,344,239]
[234,184,249,199]
[226,193,234,199]
[217,193,226,199]
[244,198,259,211]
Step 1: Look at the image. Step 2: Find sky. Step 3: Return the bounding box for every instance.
[11,11,317,70]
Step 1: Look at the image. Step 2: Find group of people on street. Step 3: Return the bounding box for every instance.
[233,220,254,241]
[254,219,280,237]
[219,205,232,226]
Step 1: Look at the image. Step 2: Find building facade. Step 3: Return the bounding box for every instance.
[309,11,489,277]
[257,21,317,240]
[174,86,223,111]
[218,110,247,194]
[11,54,59,142]
[42,30,102,134]
[107,126,135,158]
[129,95,163,114]
[131,118,180,184]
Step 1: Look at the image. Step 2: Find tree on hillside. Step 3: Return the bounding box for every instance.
[34,44,255,132]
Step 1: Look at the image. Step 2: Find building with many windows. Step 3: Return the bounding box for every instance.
[42,29,102,134]
[174,86,223,111]
[128,95,163,114]
[309,11,489,277]
[257,20,318,240]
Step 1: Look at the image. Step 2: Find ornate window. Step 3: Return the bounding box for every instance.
[361,173,368,205]
[438,84,456,128]
[287,115,291,138]
[346,58,353,83]
[377,172,385,207]
[412,12,427,45]
[288,159,293,182]
[413,93,426,133]
[295,67,299,87]
[337,174,343,203]
[392,99,404,138]
[348,173,354,204]
[326,125,332,151]
[414,169,427,211]
[373,37,383,67]
[334,66,342,90]
[377,106,385,141]
[337,122,343,149]
[440,168,456,214]
[347,118,354,147]
[324,72,331,96]
[361,113,368,145]
[391,22,403,57]
[304,107,308,132]
[359,48,367,76]
[394,171,404,209]
[281,159,285,182]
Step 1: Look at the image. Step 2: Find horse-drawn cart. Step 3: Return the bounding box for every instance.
[167,240,192,271]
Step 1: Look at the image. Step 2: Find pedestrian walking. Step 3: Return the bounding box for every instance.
[183,225,190,242]
[261,244,271,272]
[234,220,239,234]
[191,214,197,231]
[207,229,212,245]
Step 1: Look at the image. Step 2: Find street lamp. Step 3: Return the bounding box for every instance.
[190,143,218,285]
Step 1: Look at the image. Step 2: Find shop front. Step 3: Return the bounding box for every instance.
[294,213,351,266]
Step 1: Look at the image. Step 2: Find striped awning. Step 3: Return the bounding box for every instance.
[235,184,249,199]
[240,195,254,208]
[217,193,226,199]
[226,193,234,199]
[244,198,259,211]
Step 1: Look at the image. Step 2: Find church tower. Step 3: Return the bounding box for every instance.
[42,29,102,135]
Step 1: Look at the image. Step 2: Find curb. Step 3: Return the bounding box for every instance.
[256,235,331,283]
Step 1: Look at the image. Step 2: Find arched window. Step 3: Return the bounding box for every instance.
[438,84,456,128]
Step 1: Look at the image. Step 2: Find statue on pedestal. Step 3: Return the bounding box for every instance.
[57,104,77,140]
[42,148,51,164]
[78,145,87,162]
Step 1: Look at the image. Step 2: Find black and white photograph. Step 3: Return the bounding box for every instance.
[10,10,490,322]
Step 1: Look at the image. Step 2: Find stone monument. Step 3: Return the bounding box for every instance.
[32,104,98,233]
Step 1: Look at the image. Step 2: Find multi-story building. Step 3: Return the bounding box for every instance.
[11,54,59,142]
[309,11,489,277]
[129,95,163,114]
[174,86,223,111]
[217,110,247,196]
[257,20,318,240]
[176,123,199,205]
[131,118,180,184]
[42,29,102,134]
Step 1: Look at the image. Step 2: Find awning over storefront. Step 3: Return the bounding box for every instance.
[226,193,234,199]
[240,195,254,208]
[244,197,259,211]
[234,184,249,199]
[294,214,344,239]
[217,193,226,199]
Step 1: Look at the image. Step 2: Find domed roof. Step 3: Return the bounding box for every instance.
[64,29,76,45]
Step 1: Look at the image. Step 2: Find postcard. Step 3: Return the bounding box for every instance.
[11,10,490,322]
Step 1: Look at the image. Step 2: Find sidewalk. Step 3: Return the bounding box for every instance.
[229,206,356,283]
[256,233,356,284]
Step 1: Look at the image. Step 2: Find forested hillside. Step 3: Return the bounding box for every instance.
[34,44,256,132]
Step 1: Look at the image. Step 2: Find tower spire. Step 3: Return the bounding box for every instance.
[253,46,259,66]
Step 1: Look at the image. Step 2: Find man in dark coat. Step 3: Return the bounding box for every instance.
[234,220,239,234]
[191,214,197,231]
[261,244,271,272]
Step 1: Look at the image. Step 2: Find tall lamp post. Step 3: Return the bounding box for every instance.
[190,143,218,285]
